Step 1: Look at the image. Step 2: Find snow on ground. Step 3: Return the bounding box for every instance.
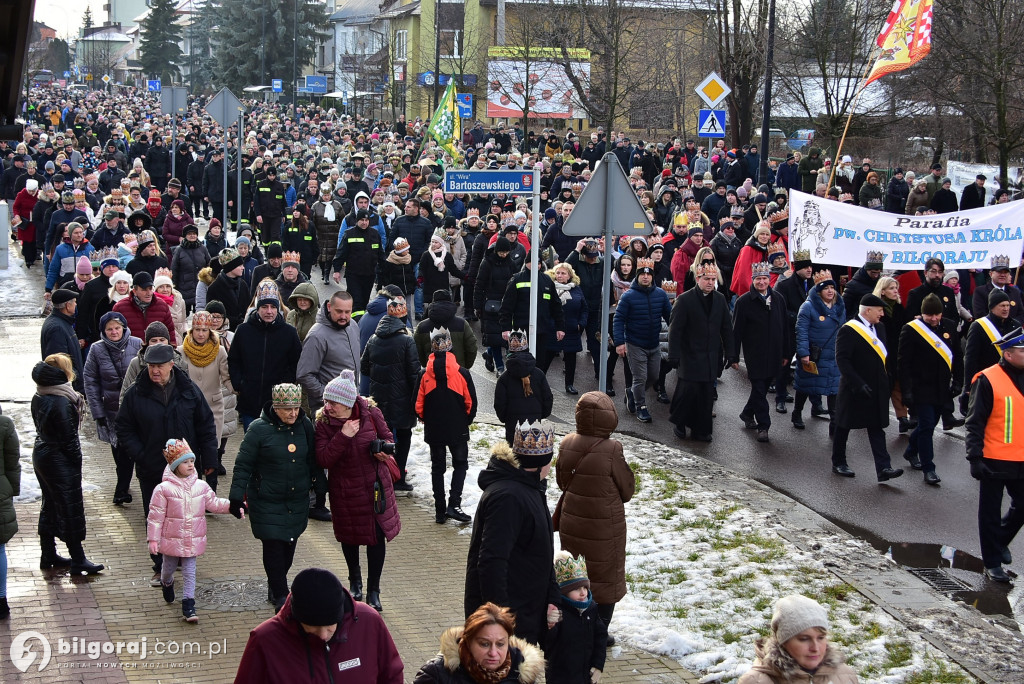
[405,421,972,683]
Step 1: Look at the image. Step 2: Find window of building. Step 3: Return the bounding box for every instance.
[394,30,408,61]
[439,30,461,59]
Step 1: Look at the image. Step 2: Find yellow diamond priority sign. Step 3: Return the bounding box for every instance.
[695,72,731,109]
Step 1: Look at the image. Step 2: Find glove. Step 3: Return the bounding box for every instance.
[229,499,247,519]
[858,383,873,398]
[148,541,159,555]
[95,417,107,428]
[969,459,993,480]
[959,393,970,416]
[546,604,562,628]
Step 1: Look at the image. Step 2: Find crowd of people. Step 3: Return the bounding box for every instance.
[4,83,1023,681]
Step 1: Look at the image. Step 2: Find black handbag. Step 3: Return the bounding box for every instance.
[483,299,502,314]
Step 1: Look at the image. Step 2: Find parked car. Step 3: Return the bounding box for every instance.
[787,129,815,153]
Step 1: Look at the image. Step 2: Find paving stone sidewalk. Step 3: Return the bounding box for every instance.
[0,401,695,683]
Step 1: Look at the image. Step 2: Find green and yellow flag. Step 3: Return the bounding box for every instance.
[425,79,461,160]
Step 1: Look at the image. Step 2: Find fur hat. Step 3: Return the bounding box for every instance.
[109,270,132,289]
[271,383,302,408]
[772,595,829,645]
[323,369,358,407]
[164,438,195,472]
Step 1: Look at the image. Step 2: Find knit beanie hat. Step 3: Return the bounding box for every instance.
[145,321,171,343]
[771,595,829,645]
[76,255,93,275]
[164,438,195,472]
[290,568,345,626]
[205,300,227,317]
[235,235,251,248]
[271,383,302,408]
[554,550,591,594]
[323,369,358,407]
[430,327,452,353]
[267,243,284,259]
[989,288,1011,310]
[109,270,132,289]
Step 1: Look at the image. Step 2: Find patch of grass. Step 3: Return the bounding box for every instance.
[711,567,726,577]
[712,503,742,520]
[795,565,828,579]
[722,629,742,644]
[717,571,755,588]
[699,620,724,633]
[819,582,857,606]
[675,517,719,532]
[660,506,678,520]
[862,622,884,640]
[670,606,688,619]
[648,467,680,498]
[666,569,688,585]
[687,551,700,562]
[882,640,913,669]
[474,438,491,449]
[754,595,772,612]
[847,610,862,626]
[744,546,786,564]
[903,662,971,683]
[679,499,697,509]
[710,530,781,551]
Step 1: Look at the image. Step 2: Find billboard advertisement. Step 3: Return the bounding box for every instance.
[486,51,590,119]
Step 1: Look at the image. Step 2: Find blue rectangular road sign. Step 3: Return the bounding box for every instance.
[147,79,161,92]
[305,75,327,94]
[272,79,283,93]
[456,93,472,119]
[697,109,727,138]
[443,170,535,195]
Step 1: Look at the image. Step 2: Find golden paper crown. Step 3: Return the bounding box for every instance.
[695,262,718,278]
[813,269,834,285]
[636,257,655,271]
[662,280,677,294]
[282,251,301,265]
[793,249,811,263]
[767,242,787,257]
[768,207,789,223]
[554,551,589,588]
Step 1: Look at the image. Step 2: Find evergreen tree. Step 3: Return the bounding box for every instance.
[215,0,328,90]
[45,39,71,74]
[139,0,184,84]
[82,7,93,31]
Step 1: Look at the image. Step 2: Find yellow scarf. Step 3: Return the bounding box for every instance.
[183,331,220,368]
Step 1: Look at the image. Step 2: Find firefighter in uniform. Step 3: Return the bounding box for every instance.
[228,157,255,229]
[965,327,1024,583]
[255,166,287,245]
[332,209,383,319]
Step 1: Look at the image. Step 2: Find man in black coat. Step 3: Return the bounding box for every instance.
[115,344,218,583]
[964,329,1024,583]
[898,294,963,485]
[498,260,565,371]
[774,251,814,409]
[227,282,303,429]
[841,252,883,320]
[831,294,904,482]
[972,255,1024,324]
[905,257,959,322]
[202,148,226,225]
[960,174,987,210]
[465,422,561,646]
[668,263,737,442]
[40,289,84,392]
[144,137,171,192]
[733,262,789,442]
[254,166,287,244]
[960,289,1019,414]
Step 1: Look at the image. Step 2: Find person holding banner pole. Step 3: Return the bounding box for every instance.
[898,294,963,485]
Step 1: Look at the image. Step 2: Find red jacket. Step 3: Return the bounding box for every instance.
[315,397,401,546]
[234,592,403,684]
[12,188,38,242]
[112,295,177,345]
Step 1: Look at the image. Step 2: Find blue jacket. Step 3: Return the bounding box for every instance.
[794,289,845,396]
[548,283,588,353]
[776,162,800,191]
[613,280,671,349]
[46,240,95,291]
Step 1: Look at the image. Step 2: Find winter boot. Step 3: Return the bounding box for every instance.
[68,541,104,575]
[366,589,382,612]
[445,496,472,523]
[624,387,636,414]
[162,581,175,604]
[39,536,72,570]
[182,598,198,623]
[349,576,364,602]
[0,597,9,619]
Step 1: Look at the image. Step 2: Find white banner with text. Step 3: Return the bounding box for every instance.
[788,190,1024,269]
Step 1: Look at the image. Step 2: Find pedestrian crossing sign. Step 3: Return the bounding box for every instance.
[697,109,726,138]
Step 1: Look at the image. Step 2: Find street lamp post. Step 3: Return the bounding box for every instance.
[758,0,777,187]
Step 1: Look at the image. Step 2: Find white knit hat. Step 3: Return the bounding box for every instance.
[771,595,829,645]
[109,270,132,288]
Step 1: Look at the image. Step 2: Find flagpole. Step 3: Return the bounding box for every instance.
[827,56,876,192]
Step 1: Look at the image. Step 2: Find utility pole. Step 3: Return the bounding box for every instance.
[292,0,298,120]
[432,0,441,113]
[758,0,776,187]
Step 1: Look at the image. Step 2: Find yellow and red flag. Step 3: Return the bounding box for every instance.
[865,0,934,86]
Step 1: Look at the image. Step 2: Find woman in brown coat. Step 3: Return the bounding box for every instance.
[555,391,635,643]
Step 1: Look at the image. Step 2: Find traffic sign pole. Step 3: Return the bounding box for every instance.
[528,164,540,357]
[237,109,244,229]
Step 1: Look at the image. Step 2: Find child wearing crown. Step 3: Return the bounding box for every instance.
[544,551,608,683]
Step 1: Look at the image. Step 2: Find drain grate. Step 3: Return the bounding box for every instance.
[907,567,971,593]
[194,576,271,611]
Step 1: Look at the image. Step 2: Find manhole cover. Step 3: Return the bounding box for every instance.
[908,567,971,593]
[194,576,271,611]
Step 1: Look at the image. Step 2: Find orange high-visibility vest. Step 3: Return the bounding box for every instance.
[978,364,1024,461]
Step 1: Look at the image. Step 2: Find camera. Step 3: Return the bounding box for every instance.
[370,439,396,456]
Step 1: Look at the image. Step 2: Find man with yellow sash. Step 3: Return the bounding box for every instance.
[831,294,904,482]
[898,294,963,485]
[965,328,1024,583]
[960,289,1017,415]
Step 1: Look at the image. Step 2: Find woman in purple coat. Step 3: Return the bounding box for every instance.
[315,370,401,613]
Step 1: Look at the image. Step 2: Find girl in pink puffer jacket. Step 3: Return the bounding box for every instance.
[147,438,240,623]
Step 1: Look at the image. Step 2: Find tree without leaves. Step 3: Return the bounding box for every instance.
[711,0,769,147]
[905,0,1024,183]
[189,0,220,93]
[139,0,184,83]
